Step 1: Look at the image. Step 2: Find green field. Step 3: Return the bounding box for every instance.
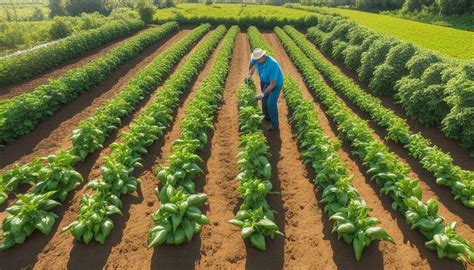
[321,7,474,59]
[154,4,315,27]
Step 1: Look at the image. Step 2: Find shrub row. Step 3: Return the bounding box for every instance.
[305,14,474,150]
[284,25,474,208]
[0,19,145,85]
[0,22,179,145]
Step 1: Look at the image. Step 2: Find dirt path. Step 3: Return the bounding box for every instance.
[196,32,249,269]
[0,27,153,101]
[258,33,338,269]
[265,32,473,269]
[0,30,191,172]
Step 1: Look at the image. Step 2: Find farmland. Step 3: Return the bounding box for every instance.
[0,3,473,269]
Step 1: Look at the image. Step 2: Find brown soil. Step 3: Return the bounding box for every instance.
[0,27,153,100]
[0,29,473,270]
[195,33,248,269]
[0,30,191,172]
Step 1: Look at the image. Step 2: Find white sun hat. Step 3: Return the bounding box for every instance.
[251,48,267,60]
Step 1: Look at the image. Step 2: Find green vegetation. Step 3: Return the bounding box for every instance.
[0,9,140,56]
[286,25,474,208]
[275,25,474,263]
[381,10,474,32]
[305,13,474,151]
[153,4,318,28]
[291,5,473,59]
[0,21,168,143]
[148,25,238,247]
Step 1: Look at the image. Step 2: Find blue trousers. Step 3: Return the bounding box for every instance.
[261,81,282,128]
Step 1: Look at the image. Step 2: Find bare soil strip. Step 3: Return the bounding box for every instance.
[265,32,472,269]
[195,32,249,269]
[0,30,191,171]
[0,27,152,100]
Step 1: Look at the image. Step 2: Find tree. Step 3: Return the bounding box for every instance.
[135,0,156,24]
[436,0,473,15]
[48,0,66,18]
[49,17,73,39]
[66,0,105,16]
[29,7,45,21]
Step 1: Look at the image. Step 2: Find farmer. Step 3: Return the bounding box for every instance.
[245,48,284,132]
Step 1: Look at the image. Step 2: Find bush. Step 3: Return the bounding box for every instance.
[135,0,156,24]
[442,61,474,147]
[358,37,398,83]
[347,26,372,45]
[395,77,449,126]
[29,7,46,21]
[342,44,364,70]
[406,51,442,78]
[436,0,474,15]
[331,40,348,61]
[421,62,451,85]
[49,17,73,39]
[304,15,318,26]
[369,42,417,95]
[317,15,338,32]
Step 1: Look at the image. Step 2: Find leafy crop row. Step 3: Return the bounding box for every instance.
[0,19,145,85]
[148,26,239,247]
[283,78,394,260]
[283,26,474,208]
[305,16,474,151]
[228,82,282,250]
[153,3,318,28]
[275,27,474,263]
[0,22,179,145]
[61,24,226,245]
[0,24,212,250]
[0,23,209,208]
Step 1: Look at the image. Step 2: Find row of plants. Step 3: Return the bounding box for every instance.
[61,25,228,245]
[275,26,474,263]
[153,3,318,29]
[147,25,239,247]
[0,23,209,207]
[228,81,282,251]
[305,15,474,151]
[283,26,474,208]
[0,24,212,250]
[0,21,179,145]
[249,23,392,258]
[283,78,394,260]
[0,18,144,85]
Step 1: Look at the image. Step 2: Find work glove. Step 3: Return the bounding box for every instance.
[245,74,252,84]
[254,93,264,100]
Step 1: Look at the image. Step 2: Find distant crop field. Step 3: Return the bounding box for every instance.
[321,7,474,59]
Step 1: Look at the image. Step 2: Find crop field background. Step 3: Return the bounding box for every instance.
[0,3,473,270]
[318,7,474,59]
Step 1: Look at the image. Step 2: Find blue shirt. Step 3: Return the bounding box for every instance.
[250,55,284,86]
